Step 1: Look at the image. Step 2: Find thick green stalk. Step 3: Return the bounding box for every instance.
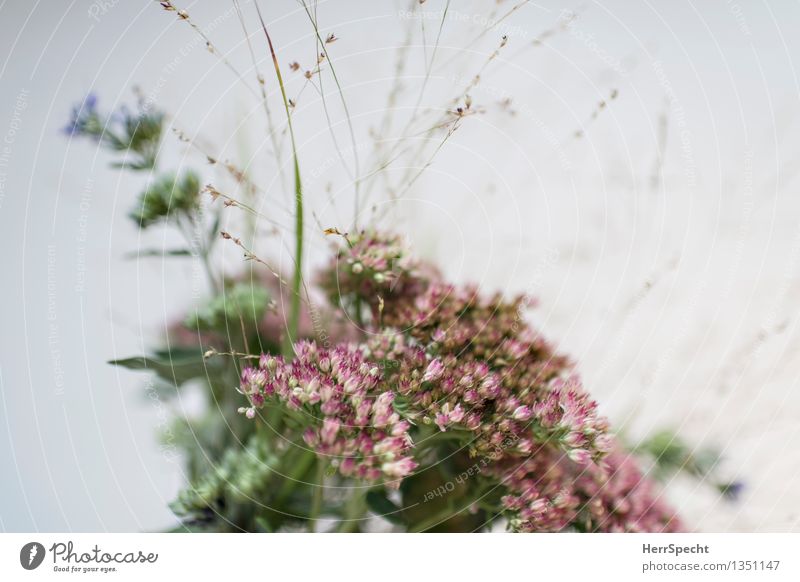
[308,459,327,532]
[255,2,303,358]
[337,487,368,532]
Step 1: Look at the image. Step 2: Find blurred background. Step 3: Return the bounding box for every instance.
[2,0,800,532]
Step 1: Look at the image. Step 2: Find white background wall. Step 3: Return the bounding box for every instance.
[1,0,800,532]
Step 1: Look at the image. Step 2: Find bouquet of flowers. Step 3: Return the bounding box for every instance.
[63,0,737,532]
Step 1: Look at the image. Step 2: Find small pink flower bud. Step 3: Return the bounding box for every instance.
[512,405,532,421]
[382,457,417,478]
[303,428,318,447]
[340,457,356,476]
[479,375,501,398]
[516,438,533,454]
[391,420,410,436]
[562,431,585,448]
[464,389,480,403]
[318,357,331,373]
[320,418,340,445]
[423,358,445,382]
[568,448,592,465]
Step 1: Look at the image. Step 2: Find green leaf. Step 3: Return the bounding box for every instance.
[124,248,193,259]
[365,490,406,525]
[129,171,201,228]
[109,347,212,386]
[185,282,270,334]
[207,210,222,248]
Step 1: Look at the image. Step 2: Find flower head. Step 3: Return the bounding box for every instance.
[63,93,102,138]
[238,341,417,484]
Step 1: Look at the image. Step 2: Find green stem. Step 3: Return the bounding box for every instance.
[199,247,218,294]
[337,487,368,532]
[275,447,316,506]
[353,295,365,330]
[255,3,303,359]
[177,213,218,294]
[409,504,455,533]
[309,459,327,532]
[409,485,490,533]
[414,428,474,454]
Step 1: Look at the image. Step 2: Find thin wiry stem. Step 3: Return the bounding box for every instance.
[361,1,416,205]
[220,230,288,285]
[366,4,523,204]
[300,0,362,227]
[231,0,289,193]
[172,125,296,219]
[391,117,462,205]
[571,88,619,140]
[431,0,531,75]
[364,0,450,202]
[411,0,451,118]
[254,1,304,359]
[380,33,504,193]
[372,26,507,202]
[175,213,219,294]
[499,9,578,70]
[204,184,293,232]
[158,1,260,100]
[304,13,356,193]
[420,9,428,68]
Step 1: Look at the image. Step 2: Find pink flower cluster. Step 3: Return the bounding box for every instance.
[494,444,682,532]
[368,276,676,531]
[246,231,684,532]
[371,282,610,464]
[318,230,430,316]
[239,341,417,484]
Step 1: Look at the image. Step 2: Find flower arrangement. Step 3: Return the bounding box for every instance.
[63,1,738,532]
